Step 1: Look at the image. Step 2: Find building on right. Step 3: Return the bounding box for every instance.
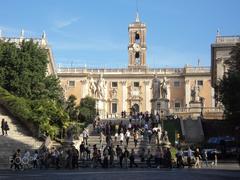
[211,32,240,107]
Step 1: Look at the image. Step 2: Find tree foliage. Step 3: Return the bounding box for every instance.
[0,40,68,138]
[218,43,240,125]
[65,95,78,120]
[77,96,96,124]
[0,40,63,102]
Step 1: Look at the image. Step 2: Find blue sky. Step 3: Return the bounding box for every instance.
[1,0,240,68]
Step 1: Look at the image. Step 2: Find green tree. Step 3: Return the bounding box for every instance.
[218,43,240,125]
[77,96,96,124]
[65,94,78,120]
[0,40,63,101]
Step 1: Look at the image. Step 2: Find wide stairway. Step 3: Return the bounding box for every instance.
[0,105,43,169]
[85,119,159,159]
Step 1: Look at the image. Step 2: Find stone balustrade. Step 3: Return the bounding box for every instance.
[216,36,240,44]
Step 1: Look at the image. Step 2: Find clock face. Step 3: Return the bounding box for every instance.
[133,43,140,52]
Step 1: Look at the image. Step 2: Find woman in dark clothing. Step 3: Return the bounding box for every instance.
[1,119,5,135]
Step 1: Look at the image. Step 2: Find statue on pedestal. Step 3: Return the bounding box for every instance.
[96,74,106,99]
[191,81,200,102]
[88,77,96,97]
[151,74,160,99]
[160,77,168,99]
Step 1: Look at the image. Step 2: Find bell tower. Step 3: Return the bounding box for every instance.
[128,13,147,69]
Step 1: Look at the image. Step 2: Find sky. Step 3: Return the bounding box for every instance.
[0,0,240,68]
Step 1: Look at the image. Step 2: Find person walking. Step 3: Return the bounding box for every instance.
[119,132,124,146]
[202,150,209,167]
[187,147,193,168]
[194,148,201,168]
[4,121,9,135]
[83,128,89,145]
[176,148,184,168]
[123,147,129,168]
[146,149,153,168]
[1,118,5,135]
[33,150,38,168]
[133,130,138,147]
[125,130,131,146]
[129,149,138,168]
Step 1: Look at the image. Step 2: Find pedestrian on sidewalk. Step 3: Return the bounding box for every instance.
[1,118,5,135]
[202,150,209,167]
[194,148,202,168]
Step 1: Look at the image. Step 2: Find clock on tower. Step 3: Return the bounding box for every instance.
[128,13,147,69]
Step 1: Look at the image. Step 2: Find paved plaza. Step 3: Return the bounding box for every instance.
[0,164,239,180]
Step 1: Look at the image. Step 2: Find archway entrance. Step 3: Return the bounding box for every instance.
[132,103,140,113]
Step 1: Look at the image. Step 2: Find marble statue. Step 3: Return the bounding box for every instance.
[151,74,160,99]
[96,74,106,99]
[160,77,168,99]
[88,77,96,97]
[191,80,200,102]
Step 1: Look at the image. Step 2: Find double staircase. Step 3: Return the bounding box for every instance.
[0,106,43,169]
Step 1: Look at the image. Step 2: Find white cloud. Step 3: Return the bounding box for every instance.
[54,17,80,29]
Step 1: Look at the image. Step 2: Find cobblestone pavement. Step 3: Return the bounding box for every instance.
[0,164,239,180]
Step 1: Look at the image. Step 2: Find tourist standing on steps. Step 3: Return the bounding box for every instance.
[123,147,129,168]
[133,130,138,147]
[1,118,5,135]
[119,132,124,146]
[33,150,38,168]
[79,141,85,160]
[4,121,9,135]
[83,128,89,145]
[125,129,130,146]
[129,149,138,168]
[99,131,104,148]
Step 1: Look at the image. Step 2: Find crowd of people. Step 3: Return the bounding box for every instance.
[8,110,236,171]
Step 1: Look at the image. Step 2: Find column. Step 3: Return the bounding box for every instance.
[185,79,190,107]
[121,81,127,111]
[144,80,151,111]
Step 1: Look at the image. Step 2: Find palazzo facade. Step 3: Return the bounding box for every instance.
[1,15,239,119]
[57,15,215,118]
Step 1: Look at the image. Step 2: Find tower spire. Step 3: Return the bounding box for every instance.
[135,0,140,22]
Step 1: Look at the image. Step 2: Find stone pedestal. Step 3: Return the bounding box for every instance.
[62,139,74,150]
[189,101,202,119]
[96,99,106,118]
[151,98,169,117]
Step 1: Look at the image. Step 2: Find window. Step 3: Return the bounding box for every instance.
[197,80,203,86]
[134,82,139,87]
[112,82,118,88]
[112,103,117,114]
[175,102,181,108]
[174,81,180,87]
[68,80,75,87]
